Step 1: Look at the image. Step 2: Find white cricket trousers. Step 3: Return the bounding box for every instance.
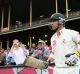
[54,66,78,74]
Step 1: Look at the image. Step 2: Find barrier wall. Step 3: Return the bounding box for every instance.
[0,66,54,74]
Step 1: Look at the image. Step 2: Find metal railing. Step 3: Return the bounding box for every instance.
[0,10,80,34]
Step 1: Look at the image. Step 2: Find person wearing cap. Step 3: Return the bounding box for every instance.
[32,39,50,61]
[48,13,80,74]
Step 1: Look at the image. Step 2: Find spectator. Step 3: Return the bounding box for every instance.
[0,49,6,66]
[7,39,47,69]
[4,48,10,55]
[29,43,36,55]
[32,39,50,61]
[5,48,16,65]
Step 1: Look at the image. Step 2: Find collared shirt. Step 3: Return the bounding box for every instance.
[32,47,50,61]
[51,27,80,67]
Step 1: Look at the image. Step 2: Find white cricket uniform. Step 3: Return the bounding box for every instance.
[8,47,28,65]
[51,28,80,74]
[76,62,80,74]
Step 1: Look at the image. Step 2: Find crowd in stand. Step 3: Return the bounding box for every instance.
[0,39,52,66]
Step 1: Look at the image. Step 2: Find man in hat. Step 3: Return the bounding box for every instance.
[32,39,50,61]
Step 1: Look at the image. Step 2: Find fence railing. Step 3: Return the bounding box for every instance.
[0,10,80,33]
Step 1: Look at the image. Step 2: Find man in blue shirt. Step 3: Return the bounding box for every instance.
[32,39,50,61]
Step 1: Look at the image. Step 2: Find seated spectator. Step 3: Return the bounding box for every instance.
[4,48,10,56]
[0,49,6,66]
[29,43,36,55]
[32,39,50,61]
[4,48,15,65]
[1,48,5,56]
[7,56,16,65]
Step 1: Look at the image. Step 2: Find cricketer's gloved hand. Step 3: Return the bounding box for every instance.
[42,61,49,69]
[65,54,80,66]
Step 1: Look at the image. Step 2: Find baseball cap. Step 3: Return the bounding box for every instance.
[38,39,45,44]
